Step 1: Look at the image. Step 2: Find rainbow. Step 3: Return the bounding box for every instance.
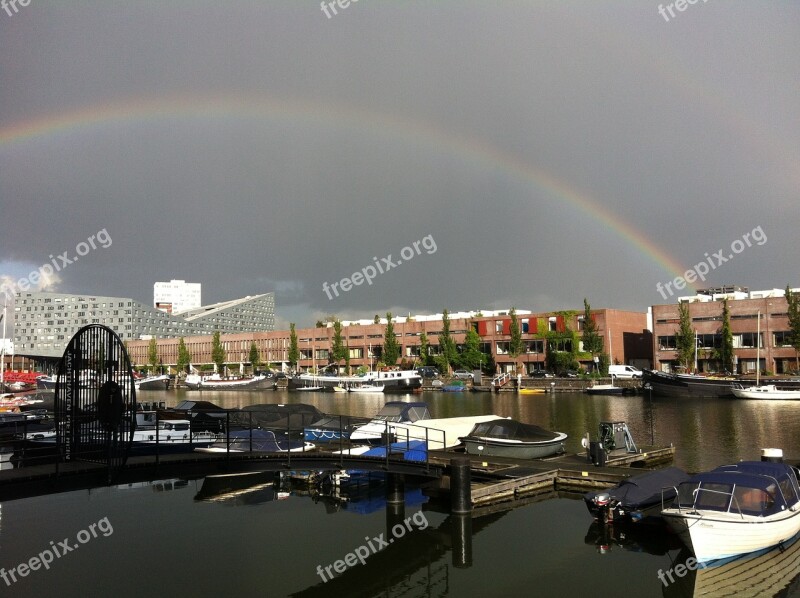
[0,92,694,288]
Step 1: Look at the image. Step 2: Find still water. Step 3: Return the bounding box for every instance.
[3,389,800,597]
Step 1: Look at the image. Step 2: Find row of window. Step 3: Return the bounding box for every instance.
[657,332,795,350]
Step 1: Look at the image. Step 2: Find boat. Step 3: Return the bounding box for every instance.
[226,403,324,434]
[131,419,222,446]
[584,466,690,523]
[661,458,800,563]
[642,369,740,398]
[195,428,314,454]
[459,418,567,459]
[349,401,432,444]
[731,383,800,400]
[586,375,636,396]
[134,374,171,390]
[518,387,545,395]
[303,414,371,442]
[348,384,385,394]
[441,381,467,392]
[289,369,422,393]
[185,373,276,390]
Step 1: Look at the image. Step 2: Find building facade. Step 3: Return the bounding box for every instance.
[153,279,202,314]
[13,291,275,359]
[127,308,651,374]
[651,288,799,374]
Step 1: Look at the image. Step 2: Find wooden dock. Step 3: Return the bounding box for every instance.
[429,444,676,507]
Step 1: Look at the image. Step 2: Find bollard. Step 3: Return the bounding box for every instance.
[450,457,472,515]
[386,473,405,505]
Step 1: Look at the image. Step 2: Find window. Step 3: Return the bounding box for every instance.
[658,336,677,350]
[774,331,793,348]
[733,333,762,349]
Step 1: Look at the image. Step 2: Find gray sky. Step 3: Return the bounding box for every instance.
[1,1,798,330]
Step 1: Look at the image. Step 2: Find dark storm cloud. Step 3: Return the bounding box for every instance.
[1,2,798,327]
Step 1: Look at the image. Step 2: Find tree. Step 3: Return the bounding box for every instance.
[288,323,299,371]
[438,309,456,372]
[460,328,484,370]
[787,285,800,371]
[374,314,381,324]
[383,312,401,366]
[674,302,695,372]
[718,298,734,373]
[248,341,261,373]
[147,337,159,372]
[211,330,226,374]
[419,331,431,366]
[508,308,523,365]
[176,337,192,374]
[332,320,347,370]
[581,299,603,370]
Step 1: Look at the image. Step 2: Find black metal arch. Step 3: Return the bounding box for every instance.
[55,324,136,473]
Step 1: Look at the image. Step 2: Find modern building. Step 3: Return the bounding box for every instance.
[153,279,202,314]
[650,287,799,374]
[127,307,651,374]
[13,291,275,360]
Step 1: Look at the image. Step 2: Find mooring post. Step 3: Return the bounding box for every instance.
[450,457,472,515]
[386,472,405,505]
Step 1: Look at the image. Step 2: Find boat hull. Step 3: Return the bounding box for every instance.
[461,433,567,459]
[643,369,738,398]
[662,508,800,562]
[731,385,800,400]
[289,372,421,393]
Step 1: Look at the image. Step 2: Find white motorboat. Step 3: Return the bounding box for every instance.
[661,457,800,563]
[348,384,385,394]
[731,384,800,400]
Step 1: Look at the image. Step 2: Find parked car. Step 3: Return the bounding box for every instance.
[608,365,643,379]
[417,366,440,378]
[453,369,474,380]
[530,370,555,378]
[559,370,580,378]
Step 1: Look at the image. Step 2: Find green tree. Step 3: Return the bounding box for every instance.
[147,337,159,372]
[675,302,696,372]
[374,314,381,324]
[460,328,484,370]
[787,285,800,371]
[438,309,456,372]
[332,320,347,370]
[383,312,401,366]
[211,331,226,374]
[718,298,734,373]
[581,299,603,366]
[419,331,431,366]
[508,308,523,365]
[176,337,192,374]
[288,323,299,371]
[248,341,261,373]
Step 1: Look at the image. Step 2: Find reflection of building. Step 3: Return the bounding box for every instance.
[127,308,651,373]
[13,291,275,360]
[650,287,799,374]
[153,280,201,314]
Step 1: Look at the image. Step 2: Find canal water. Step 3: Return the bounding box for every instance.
[3,389,800,597]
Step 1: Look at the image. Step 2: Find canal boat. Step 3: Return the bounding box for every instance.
[584,466,690,523]
[289,369,422,393]
[460,418,567,459]
[349,401,431,444]
[661,459,800,563]
[642,369,738,398]
[134,374,171,390]
[731,383,800,400]
[185,373,276,390]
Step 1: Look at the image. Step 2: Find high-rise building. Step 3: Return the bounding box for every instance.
[153,280,202,314]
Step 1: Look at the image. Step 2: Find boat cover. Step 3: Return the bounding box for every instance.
[465,419,560,442]
[372,402,431,423]
[222,429,306,452]
[587,467,689,508]
[229,403,324,431]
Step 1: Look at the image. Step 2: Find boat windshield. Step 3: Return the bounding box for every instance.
[676,480,780,516]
